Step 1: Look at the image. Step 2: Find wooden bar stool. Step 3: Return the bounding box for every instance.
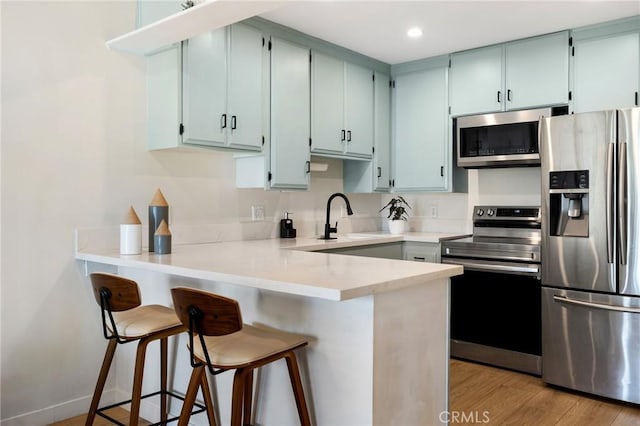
[86,273,215,426]
[171,287,312,426]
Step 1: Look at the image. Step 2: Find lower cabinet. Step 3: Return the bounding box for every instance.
[318,242,403,259]
[403,242,441,263]
[318,241,441,263]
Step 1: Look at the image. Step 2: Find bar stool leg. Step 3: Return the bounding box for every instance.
[160,337,168,424]
[243,370,254,426]
[129,337,151,426]
[230,369,247,426]
[178,365,205,426]
[85,339,118,426]
[200,370,218,426]
[285,352,311,426]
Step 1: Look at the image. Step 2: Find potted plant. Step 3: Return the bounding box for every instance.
[379,196,411,234]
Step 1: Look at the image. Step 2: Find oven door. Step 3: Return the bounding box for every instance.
[442,257,542,375]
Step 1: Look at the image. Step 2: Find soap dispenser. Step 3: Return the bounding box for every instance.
[280,212,296,238]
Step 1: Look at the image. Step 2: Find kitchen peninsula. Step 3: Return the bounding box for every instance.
[76,233,463,426]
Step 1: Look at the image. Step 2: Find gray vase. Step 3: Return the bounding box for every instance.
[148,205,168,252]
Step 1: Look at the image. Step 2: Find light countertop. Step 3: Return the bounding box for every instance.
[75,233,466,301]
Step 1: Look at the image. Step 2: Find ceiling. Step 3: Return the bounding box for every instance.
[260,1,640,64]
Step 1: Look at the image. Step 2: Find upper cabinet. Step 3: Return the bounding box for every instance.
[343,71,392,193]
[311,51,374,159]
[393,64,449,191]
[450,31,570,116]
[572,18,640,113]
[268,37,311,190]
[182,23,264,151]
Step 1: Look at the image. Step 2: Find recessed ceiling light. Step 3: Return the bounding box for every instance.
[407,27,423,38]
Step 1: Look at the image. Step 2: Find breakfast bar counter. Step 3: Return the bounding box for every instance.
[76,234,463,426]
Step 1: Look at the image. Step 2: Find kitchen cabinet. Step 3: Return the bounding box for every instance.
[268,37,311,189]
[235,36,311,190]
[403,242,441,263]
[343,71,391,193]
[311,51,374,159]
[572,31,639,113]
[318,242,403,259]
[449,31,569,116]
[182,23,264,151]
[393,65,449,191]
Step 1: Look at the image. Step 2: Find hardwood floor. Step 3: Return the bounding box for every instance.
[450,358,640,425]
[48,407,151,426]
[52,360,640,425]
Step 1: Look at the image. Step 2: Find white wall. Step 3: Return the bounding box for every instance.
[0,2,383,423]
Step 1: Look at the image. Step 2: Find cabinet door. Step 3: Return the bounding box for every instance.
[227,24,263,150]
[182,28,227,147]
[449,46,503,116]
[373,71,391,191]
[506,32,569,110]
[573,32,640,113]
[393,67,448,191]
[137,1,182,27]
[344,62,374,158]
[403,242,440,263]
[311,52,345,155]
[270,38,310,190]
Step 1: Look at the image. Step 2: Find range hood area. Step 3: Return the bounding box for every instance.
[106,0,284,55]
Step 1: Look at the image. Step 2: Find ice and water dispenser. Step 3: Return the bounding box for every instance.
[548,170,589,237]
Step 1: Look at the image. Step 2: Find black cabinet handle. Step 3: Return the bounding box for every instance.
[507,89,512,102]
[497,91,501,103]
[305,161,311,174]
[231,115,237,130]
[347,130,352,142]
[413,256,426,261]
[636,91,638,106]
[221,114,227,129]
[341,129,346,141]
[440,166,444,177]
[377,167,382,178]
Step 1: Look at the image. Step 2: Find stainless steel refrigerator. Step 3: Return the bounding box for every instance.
[540,107,640,404]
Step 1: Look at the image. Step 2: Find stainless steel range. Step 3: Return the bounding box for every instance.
[441,206,542,375]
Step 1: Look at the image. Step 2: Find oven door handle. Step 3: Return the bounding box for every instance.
[442,258,540,275]
[553,295,640,314]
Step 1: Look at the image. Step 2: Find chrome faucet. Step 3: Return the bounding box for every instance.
[321,193,353,240]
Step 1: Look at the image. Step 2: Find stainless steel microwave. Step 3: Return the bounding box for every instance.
[455,106,568,168]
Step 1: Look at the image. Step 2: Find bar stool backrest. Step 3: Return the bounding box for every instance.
[90,272,142,342]
[171,287,243,337]
[90,272,142,311]
[171,287,243,372]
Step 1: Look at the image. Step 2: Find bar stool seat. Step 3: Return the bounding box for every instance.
[191,324,307,368]
[171,287,312,426]
[86,273,215,426]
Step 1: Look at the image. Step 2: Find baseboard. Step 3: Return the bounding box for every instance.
[0,390,116,426]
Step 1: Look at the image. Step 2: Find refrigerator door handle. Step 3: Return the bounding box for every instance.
[553,295,640,314]
[618,142,628,265]
[606,142,615,264]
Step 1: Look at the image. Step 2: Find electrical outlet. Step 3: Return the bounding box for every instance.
[251,205,265,221]
[430,205,438,218]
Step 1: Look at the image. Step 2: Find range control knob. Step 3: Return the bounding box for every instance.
[476,208,485,217]
[487,208,495,217]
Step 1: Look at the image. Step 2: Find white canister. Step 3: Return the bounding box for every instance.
[120,224,142,255]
